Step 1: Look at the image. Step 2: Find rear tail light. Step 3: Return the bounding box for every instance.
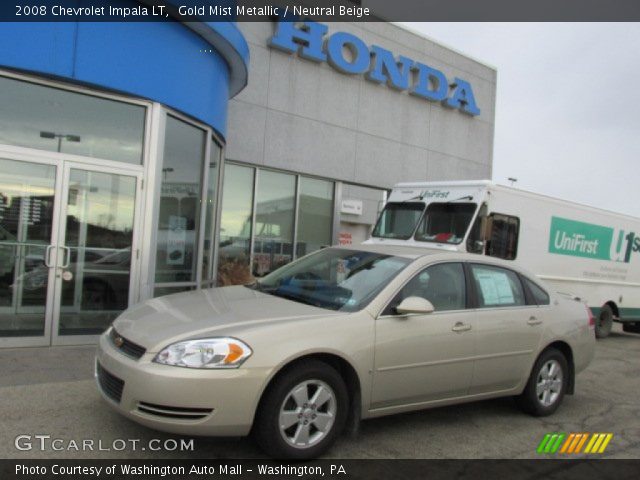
[587,306,596,328]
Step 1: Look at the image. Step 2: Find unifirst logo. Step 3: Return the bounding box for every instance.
[268,19,481,116]
[553,232,600,255]
[613,230,640,263]
[549,216,638,263]
[423,190,450,199]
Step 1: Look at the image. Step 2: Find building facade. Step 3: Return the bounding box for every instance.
[223,21,496,276]
[0,17,495,348]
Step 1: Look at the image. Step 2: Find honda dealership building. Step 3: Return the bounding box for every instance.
[0,14,496,348]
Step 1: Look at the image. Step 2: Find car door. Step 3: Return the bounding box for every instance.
[467,263,544,395]
[371,262,476,410]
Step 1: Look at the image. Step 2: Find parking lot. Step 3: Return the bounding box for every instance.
[1,324,638,459]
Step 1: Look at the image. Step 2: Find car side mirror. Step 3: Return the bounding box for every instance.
[395,296,435,315]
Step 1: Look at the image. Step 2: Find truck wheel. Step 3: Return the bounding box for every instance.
[622,323,640,334]
[595,305,613,339]
[253,360,348,459]
[516,348,568,416]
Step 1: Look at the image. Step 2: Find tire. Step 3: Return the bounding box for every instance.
[622,323,640,334]
[595,305,614,339]
[516,348,568,416]
[253,360,348,459]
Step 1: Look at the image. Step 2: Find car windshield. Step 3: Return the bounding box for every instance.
[371,203,425,239]
[414,202,477,244]
[248,248,410,312]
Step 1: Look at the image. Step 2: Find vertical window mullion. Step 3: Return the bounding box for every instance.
[292,175,301,260]
[249,168,258,276]
[196,133,211,288]
[211,150,224,283]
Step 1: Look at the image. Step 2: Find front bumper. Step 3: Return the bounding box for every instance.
[95,331,269,437]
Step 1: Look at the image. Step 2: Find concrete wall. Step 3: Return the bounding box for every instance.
[227,21,497,189]
[341,184,385,226]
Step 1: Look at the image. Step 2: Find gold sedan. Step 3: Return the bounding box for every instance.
[96,245,595,459]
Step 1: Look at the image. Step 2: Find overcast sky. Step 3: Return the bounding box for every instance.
[404,23,639,217]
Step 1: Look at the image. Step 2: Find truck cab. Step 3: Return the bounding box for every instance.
[365,181,518,262]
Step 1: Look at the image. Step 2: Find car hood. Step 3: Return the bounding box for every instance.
[112,285,333,352]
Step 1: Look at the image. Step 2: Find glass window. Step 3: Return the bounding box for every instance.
[486,213,520,260]
[296,177,334,258]
[253,170,295,277]
[218,164,255,286]
[522,276,550,305]
[155,116,206,283]
[414,202,477,244]
[202,140,221,281]
[385,263,466,314]
[372,202,424,239]
[471,264,525,308]
[0,76,145,164]
[251,248,410,312]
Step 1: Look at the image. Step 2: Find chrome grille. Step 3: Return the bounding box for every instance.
[110,328,146,359]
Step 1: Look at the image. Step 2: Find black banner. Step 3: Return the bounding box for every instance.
[2,460,640,480]
[2,0,640,22]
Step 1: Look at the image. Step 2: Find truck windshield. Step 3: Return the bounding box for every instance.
[414,202,477,244]
[371,203,425,239]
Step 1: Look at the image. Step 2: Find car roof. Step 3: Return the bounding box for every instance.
[334,243,460,259]
[330,244,541,280]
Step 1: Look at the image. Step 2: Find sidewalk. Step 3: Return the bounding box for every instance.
[0,345,96,388]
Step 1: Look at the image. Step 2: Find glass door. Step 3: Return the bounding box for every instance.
[0,157,58,347]
[51,164,140,344]
[0,154,141,348]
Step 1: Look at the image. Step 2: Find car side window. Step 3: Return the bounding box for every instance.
[522,276,550,306]
[384,263,466,314]
[470,264,525,308]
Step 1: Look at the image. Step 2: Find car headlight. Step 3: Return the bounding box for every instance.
[153,337,252,369]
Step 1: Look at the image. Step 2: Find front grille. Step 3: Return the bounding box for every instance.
[137,401,213,420]
[96,362,125,403]
[110,328,146,359]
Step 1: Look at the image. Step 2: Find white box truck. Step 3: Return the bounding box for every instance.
[364,180,640,338]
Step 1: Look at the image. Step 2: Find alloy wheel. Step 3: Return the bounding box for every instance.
[278,379,337,449]
[536,359,563,407]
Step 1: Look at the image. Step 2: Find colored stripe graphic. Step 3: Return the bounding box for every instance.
[539,433,613,454]
[574,433,589,453]
[537,433,552,453]
[537,433,566,453]
[585,433,613,454]
[559,433,574,453]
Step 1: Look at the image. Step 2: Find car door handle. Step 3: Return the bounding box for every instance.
[452,322,472,332]
[527,316,543,326]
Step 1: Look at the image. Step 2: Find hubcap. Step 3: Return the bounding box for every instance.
[536,359,563,407]
[278,379,336,449]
